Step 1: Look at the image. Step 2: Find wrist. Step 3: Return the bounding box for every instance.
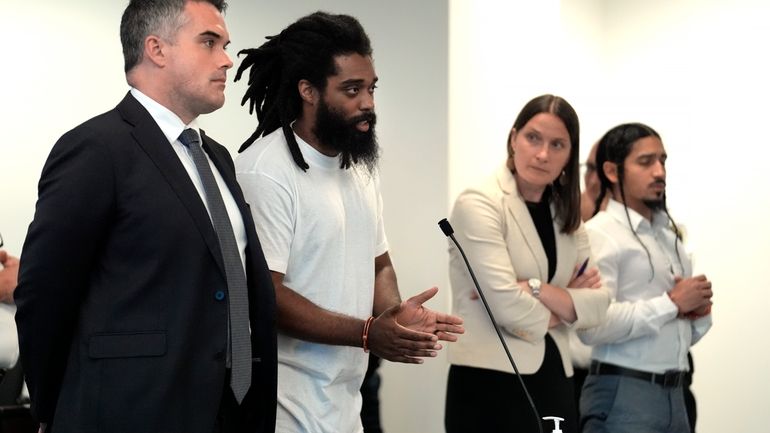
[685,304,712,320]
[666,291,685,314]
[528,278,542,299]
[362,316,375,352]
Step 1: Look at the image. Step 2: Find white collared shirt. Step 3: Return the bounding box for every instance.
[579,199,712,373]
[129,88,247,272]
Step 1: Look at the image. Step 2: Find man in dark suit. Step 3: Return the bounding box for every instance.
[14,1,276,432]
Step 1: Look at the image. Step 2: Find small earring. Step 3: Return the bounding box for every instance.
[559,170,567,185]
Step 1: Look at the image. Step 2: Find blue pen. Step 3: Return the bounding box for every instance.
[576,257,589,277]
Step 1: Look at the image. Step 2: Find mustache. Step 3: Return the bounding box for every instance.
[650,179,666,187]
[349,112,377,126]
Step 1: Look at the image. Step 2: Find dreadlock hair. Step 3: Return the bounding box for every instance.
[121,0,228,73]
[508,94,582,234]
[235,11,373,171]
[594,122,684,280]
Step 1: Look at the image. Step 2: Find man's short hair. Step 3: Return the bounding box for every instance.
[120,0,228,73]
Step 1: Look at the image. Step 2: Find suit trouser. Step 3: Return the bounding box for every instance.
[580,373,690,433]
[213,370,246,433]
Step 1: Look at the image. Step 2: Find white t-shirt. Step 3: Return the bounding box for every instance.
[0,304,19,369]
[235,129,388,433]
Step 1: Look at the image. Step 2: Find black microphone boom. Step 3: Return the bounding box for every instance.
[438,218,543,433]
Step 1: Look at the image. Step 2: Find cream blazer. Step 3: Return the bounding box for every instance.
[447,165,610,375]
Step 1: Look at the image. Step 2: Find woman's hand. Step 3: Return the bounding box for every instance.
[567,265,601,289]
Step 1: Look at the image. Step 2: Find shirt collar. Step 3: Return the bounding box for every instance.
[292,127,341,170]
[605,198,669,232]
[606,198,648,232]
[130,88,200,145]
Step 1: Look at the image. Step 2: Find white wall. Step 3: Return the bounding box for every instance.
[449,1,770,433]
[449,0,606,202]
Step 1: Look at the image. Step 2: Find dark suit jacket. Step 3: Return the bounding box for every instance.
[15,93,277,433]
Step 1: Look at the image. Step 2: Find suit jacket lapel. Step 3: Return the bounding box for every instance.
[116,93,226,276]
[497,165,548,281]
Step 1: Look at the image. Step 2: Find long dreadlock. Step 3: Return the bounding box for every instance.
[594,123,684,280]
[234,11,373,171]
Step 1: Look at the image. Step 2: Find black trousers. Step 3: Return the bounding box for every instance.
[683,352,697,433]
[213,372,246,433]
[360,354,383,433]
[445,335,577,433]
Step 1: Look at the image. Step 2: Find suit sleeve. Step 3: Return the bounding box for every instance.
[450,188,550,342]
[567,224,611,330]
[15,128,115,422]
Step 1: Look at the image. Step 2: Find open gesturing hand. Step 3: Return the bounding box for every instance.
[367,287,464,364]
[395,287,465,341]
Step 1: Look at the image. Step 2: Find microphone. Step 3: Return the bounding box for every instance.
[438,218,544,433]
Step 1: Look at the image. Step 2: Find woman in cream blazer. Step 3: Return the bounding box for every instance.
[445,95,610,433]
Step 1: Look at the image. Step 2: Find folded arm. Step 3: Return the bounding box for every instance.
[450,190,551,342]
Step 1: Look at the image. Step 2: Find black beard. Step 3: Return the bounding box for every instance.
[314,98,379,172]
[643,198,665,211]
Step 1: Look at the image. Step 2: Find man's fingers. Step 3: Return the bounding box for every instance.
[405,286,439,306]
[436,313,464,325]
[434,322,465,334]
[400,348,438,358]
[393,326,439,342]
[377,343,441,362]
[402,338,442,351]
[389,355,424,364]
[386,334,442,352]
[435,331,459,342]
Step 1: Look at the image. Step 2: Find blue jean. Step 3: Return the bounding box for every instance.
[580,373,690,433]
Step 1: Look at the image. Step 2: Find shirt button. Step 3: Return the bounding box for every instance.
[214,290,225,301]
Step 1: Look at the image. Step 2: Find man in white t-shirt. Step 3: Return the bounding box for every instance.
[234,12,465,433]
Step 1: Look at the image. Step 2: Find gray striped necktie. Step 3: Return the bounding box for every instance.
[178,128,251,404]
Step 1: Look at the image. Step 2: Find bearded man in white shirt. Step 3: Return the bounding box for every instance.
[233,12,464,433]
[578,123,713,433]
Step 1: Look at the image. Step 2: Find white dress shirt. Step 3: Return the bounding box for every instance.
[0,303,18,369]
[129,88,247,272]
[579,199,712,373]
